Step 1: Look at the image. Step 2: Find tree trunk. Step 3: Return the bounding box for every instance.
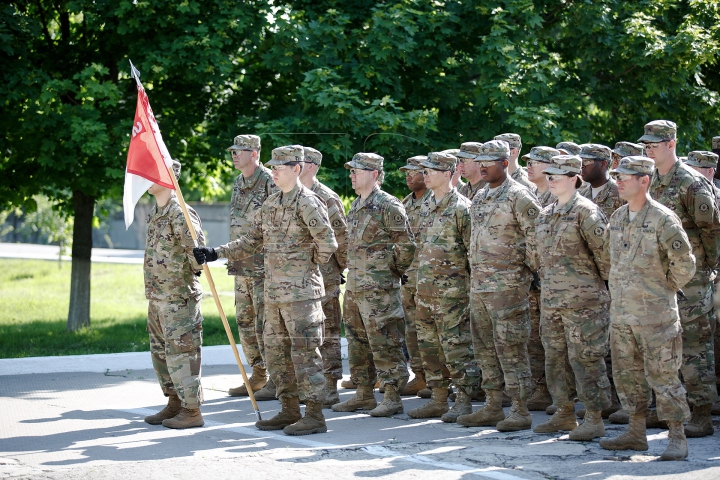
[67,191,95,332]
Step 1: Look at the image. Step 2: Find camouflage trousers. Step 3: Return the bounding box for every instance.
[541,304,611,410]
[319,285,343,381]
[401,284,426,376]
[611,321,691,422]
[344,288,409,388]
[677,277,718,406]
[469,288,532,400]
[264,298,326,402]
[148,298,204,409]
[234,275,265,368]
[528,286,546,386]
[416,295,479,391]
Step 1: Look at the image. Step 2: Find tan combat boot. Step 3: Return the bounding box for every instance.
[599,412,648,451]
[442,389,473,423]
[340,378,357,389]
[545,403,558,415]
[162,407,204,429]
[661,420,689,461]
[408,386,449,419]
[401,372,427,396]
[284,400,327,436]
[369,384,404,417]
[256,395,302,431]
[533,403,578,433]
[253,378,277,401]
[646,409,668,429]
[457,390,506,427]
[684,404,714,437]
[228,364,268,397]
[609,408,629,424]
[569,409,605,441]
[526,384,553,411]
[331,385,377,412]
[144,394,182,425]
[496,398,532,432]
[322,376,340,408]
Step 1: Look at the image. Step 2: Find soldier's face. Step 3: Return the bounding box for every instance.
[422,169,448,190]
[691,165,715,183]
[547,174,576,197]
[610,153,621,170]
[272,164,300,190]
[581,159,606,183]
[459,158,480,180]
[527,160,550,183]
[350,168,376,193]
[405,170,425,192]
[231,149,257,170]
[479,160,506,185]
[643,140,674,163]
[616,174,644,200]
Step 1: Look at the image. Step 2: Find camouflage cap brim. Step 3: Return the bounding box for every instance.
[637,133,666,143]
[543,166,575,175]
[522,153,551,163]
[345,160,370,170]
[455,150,478,159]
[228,145,254,151]
[684,158,702,167]
[399,164,422,171]
[418,159,452,171]
[265,158,288,166]
[610,166,644,176]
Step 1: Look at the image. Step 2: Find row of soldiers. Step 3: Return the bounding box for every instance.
[142,120,720,461]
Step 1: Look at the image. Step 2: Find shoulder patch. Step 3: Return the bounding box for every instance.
[309,218,318,228]
[394,214,404,224]
[527,206,538,218]
[700,203,710,213]
[671,239,683,251]
[332,219,342,228]
[593,226,605,237]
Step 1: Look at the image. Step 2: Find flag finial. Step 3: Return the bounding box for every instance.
[129,60,141,81]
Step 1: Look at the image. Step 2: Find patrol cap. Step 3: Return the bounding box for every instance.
[474,140,510,161]
[638,120,677,143]
[303,146,322,165]
[227,134,261,151]
[420,152,456,171]
[613,141,644,158]
[266,145,304,166]
[712,136,720,151]
[170,160,181,180]
[685,151,719,169]
[440,148,460,156]
[494,133,522,149]
[556,142,581,155]
[579,143,612,162]
[544,155,582,175]
[610,156,655,176]
[455,142,484,160]
[522,146,561,164]
[679,156,688,163]
[345,152,384,171]
[399,155,427,172]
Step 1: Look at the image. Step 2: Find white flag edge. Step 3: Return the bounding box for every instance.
[123,171,153,230]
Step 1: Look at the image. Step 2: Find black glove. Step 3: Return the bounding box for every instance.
[677,289,687,301]
[604,280,609,290]
[193,247,218,265]
[340,273,346,285]
[401,274,409,285]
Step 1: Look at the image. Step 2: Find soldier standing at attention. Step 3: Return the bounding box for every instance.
[610,142,645,171]
[526,147,560,209]
[299,146,348,407]
[332,153,416,417]
[530,155,611,441]
[406,152,479,422]
[456,142,487,200]
[642,120,720,438]
[225,135,278,401]
[194,145,338,436]
[684,151,720,186]
[578,144,625,220]
[496,133,537,193]
[599,156,695,461]
[144,161,206,429]
[456,140,541,432]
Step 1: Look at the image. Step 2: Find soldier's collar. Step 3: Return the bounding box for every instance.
[239,164,265,188]
[279,182,302,205]
[653,159,680,186]
[555,192,580,215]
[152,196,178,217]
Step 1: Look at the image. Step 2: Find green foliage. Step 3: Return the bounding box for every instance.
[2,195,74,256]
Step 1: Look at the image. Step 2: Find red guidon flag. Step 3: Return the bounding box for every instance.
[123,60,175,229]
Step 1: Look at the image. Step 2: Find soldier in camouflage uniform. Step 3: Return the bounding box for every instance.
[456,140,541,432]
[332,153,416,417]
[456,142,487,200]
[578,144,625,220]
[226,135,279,400]
[195,145,338,436]
[642,121,720,438]
[611,142,645,171]
[144,161,206,429]
[556,142,581,156]
[444,149,465,190]
[599,156,695,461]
[299,146,348,407]
[685,151,719,186]
[406,152,479,422]
[495,133,537,193]
[530,155,612,441]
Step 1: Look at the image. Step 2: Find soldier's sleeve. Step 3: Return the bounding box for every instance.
[216,206,264,260]
[171,206,205,271]
[513,190,542,270]
[658,215,697,291]
[687,180,720,268]
[300,195,338,265]
[579,208,610,280]
[457,201,472,253]
[383,201,416,276]
[327,195,348,270]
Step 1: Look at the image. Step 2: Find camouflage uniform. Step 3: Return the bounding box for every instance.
[577,178,624,220]
[456,142,487,199]
[605,157,695,422]
[145,196,205,409]
[495,133,538,195]
[217,146,338,403]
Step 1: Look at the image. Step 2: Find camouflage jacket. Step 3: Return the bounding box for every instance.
[470,177,541,293]
[217,183,337,304]
[228,165,277,277]
[511,166,538,194]
[402,189,433,288]
[536,188,556,208]
[456,179,467,190]
[416,188,471,298]
[577,177,625,220]
[605,199,696,326]
[144,197,205,302]
[346,185,416,292]
[533,192,609,309]
[310,178,348,288]
[458,179,486,201]
[650,160,720,282]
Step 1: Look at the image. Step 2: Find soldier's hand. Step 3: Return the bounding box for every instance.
[401,274,409,285]
[340,273,346,285]
[193,247,218,264]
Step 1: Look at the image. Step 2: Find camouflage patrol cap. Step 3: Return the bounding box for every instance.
[441,148,460,156]
[613,141,644,158]
[713,136,720,151]
[579,144,612,162]
[456,142,484,160]
[638,120,677,143]
[474,140,511,161]
[556,142,581,155]
[685,151,719,169]
[303,146,322,165]
[544,155,582,175]
[227,134,261,151]
[170,160,181,180]
[399,155,427,172]
[679,156,688,163]
[494,133,522,149]
[267,145,304,166]
[611,156,655,176]
[345,152,384,171]
[522,146,561,164]
[420,152,456,171]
